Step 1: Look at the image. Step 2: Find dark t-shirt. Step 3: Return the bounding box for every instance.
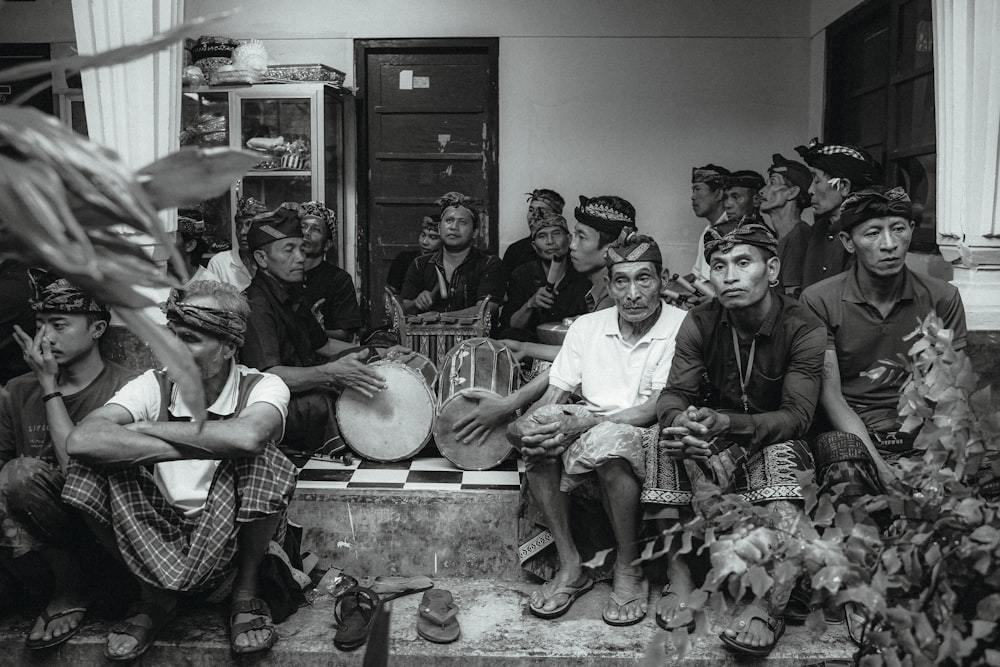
[387,249,421,293]
[777,220,812,297]
[243,272,328,370]
[499,260,590,339]
[0,361,136,465]
[801,216,852,290]
[301,262,363,334]
[400,247,506,313]
[501,236,538,276]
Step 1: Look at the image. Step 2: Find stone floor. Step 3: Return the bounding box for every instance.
[0,578,855,666]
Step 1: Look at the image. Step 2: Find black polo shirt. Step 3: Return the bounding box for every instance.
[400,246,506,312]
[301,261,363,334]
[499,259,591,338]
[801,215,852,290]
[243,271,327,370]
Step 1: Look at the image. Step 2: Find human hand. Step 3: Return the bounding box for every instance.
[659,424,690,459]
[508,412,564,457]
[310,298,326,327]
[414,289,436,312]
[325,350,387,398]
[452,388,512,446]
[13,324,58,392]
[528,286,555,310]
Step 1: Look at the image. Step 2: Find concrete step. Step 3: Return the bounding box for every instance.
[0,578,855,666]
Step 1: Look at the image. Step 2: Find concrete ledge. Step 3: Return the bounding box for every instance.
[0,578,855,666]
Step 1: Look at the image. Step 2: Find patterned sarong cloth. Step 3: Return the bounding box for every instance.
[812,429,918,502]
[517,403,650,582]
[62,443,296,593]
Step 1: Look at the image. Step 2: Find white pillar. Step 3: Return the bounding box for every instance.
[933,0,1000,330]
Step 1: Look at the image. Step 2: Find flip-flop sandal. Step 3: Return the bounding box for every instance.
[602,590,647,627]
[416,589,460,644]
[784,583,812,624]
[719,602,786,657]
[528,572,593,620]
[103,600,176,662]
[655,585,695,632]
[845,602,867,646]
[333,586,380,651]
[25,606,88,650]
[229,597,278,655]
[368,575,434,602]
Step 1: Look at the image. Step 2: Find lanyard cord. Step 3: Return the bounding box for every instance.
[731,326,756,414]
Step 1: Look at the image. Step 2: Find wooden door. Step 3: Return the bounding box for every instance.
[355,39,499,329]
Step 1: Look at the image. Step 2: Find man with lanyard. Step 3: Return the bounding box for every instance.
[758,154,813,297]
[502,188,566,276]
[508,233,687,627]
[803,187,967,506]
[241,206,385,459]
[689,164,732,299]
[795,138,883,290]
[64,280,297,659]
[645,218,825,657]
[0,271,134,649]
[298,200,363,343]
[723,170,766,221]
[401,191,506,318]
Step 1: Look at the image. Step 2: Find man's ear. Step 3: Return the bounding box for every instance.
[767,255,781,284]
[252,248,268,270]
[90,318,108,340]
[184,238,198,254]
[713,188,725,203]
[839,230,855,254]
[786,184,801,202]
[836,178,852,197]
[224,342,237,360]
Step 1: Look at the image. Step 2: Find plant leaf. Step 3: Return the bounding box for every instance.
[137,148,261,209]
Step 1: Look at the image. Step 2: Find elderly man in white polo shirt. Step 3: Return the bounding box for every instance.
[509,232,687,627]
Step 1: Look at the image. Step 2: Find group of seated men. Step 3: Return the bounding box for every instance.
[0,136,967,659]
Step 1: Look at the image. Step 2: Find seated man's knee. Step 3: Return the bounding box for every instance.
[811,431,880,498]
[0,458,62,511]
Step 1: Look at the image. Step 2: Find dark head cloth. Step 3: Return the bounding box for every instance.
[703,215,778,262]
[236,196,268,222]
[574,195,637,236]
[839,186,913,233]
[529,212,569,238]
[606,231,662,268]
[300,200,337,244]
[436,191,481,225]
[177,216,205,239]
[692,164,731,189]
[767,154,812,194]
[726,169,766,192]
[525,188,565,215]
[164,286,247,347]
[421,214,441,232]
[28,269,107,314]
[247,205,303,251]
[795,138,882,188]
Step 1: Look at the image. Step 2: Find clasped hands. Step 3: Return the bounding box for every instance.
[508,410,597,460]
[659,405,731,460]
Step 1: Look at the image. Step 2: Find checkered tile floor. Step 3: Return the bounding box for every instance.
[297,455,525,491]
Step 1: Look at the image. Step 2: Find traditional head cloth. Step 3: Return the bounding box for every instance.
[703,215,779,262]
[247,204,303,251]
[767,153,812,195]
[300,200,337,247]
[525,188,565,215]
[436,191,481,226]
[725,170,766,192]
[28,269,107,314]
[839,186,913,233]
[421,214,441,232]
[164,286,246,347]
[235,196,268,222]
[177,216,206,240]
[529,212,569,239]
[574,195,637,237]
[795,138,882,188]
[606,231,662,268]
[692,164,731,190]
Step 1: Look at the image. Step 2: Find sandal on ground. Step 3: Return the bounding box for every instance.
[25,606,88,650]
[416,589,460,644]
[655,585,695,632]
[103,600,176,662]
[784,583,812,624]
[719,602,786,657]
[230,596,278,655]
[368,575,433,602]
[334,586,380,651]
[845,601,867,646]
[528,572,593,620]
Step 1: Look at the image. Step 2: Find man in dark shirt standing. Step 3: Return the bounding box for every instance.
[0,270,133,648]
[796,139,882,290]
[758,154,813,297]
[645,219,825,657]
[242,207,385,457]
[501,188,566,276]
[401,192,506,317]
[298,201,363,343]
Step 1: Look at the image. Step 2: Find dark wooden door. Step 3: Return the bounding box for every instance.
[355,39,499,329]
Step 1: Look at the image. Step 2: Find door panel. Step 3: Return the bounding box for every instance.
[357,40,499,329]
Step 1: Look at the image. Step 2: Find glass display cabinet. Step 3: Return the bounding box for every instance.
[180,83,347,262]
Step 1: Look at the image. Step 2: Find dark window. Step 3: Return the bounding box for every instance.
[826,0,937,251]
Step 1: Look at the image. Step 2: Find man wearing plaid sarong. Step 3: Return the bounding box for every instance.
[64,280,296,659]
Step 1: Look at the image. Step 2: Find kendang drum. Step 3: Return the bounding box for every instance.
[434,338,520,470]
[336,360,436,462]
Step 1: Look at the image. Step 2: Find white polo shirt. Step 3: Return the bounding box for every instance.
[107,362,290,517]
[206,249,253,292]
[549,302,688,416]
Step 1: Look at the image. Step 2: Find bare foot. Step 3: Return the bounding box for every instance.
[602,564,648,625]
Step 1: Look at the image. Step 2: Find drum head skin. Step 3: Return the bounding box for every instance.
[434,392,514,471]
[336,362,436,462]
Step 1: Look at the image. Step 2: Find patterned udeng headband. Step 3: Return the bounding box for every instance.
[28,269,106,313]
[703,218,778,262]
[840,186,912,232]
[165,289,246,347]
[606,231,662,267]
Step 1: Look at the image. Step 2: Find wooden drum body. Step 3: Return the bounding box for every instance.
[336,360,436,462]
[434,338,520,470]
